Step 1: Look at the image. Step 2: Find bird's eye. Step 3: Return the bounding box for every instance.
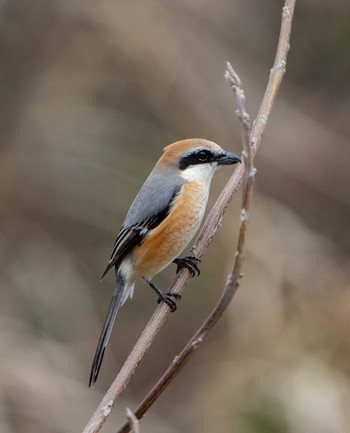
[196,150,211,162]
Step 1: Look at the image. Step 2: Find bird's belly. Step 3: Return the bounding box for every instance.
[133,183,208,279]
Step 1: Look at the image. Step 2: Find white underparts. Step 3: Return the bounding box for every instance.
[119,259,136,305]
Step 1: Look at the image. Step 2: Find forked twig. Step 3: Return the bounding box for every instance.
[125,408,140,433]
[117,63,254,433]
[83,2,295,432]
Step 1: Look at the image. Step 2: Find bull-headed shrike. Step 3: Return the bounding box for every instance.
[89,138,241,386]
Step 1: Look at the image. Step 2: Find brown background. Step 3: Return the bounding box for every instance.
[1,1,350,432]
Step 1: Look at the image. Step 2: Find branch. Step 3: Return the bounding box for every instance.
[115,1,296,431]
[116,64,254,433]
[125,409,140,433]
[83,2,296,432]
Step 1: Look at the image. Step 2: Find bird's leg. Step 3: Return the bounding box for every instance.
[145,279,181,312]
[173,255,201,277]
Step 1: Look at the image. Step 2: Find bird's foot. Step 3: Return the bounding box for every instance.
[145,279,180,312]
[173,255,201,277]
[157,292,181,311]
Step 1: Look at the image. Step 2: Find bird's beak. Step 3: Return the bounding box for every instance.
[216,151,241,165]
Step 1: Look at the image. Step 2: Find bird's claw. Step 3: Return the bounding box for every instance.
[173,255,201,277]
[157,292,181,311]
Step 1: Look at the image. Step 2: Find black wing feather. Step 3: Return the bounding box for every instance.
[100,227,144,279]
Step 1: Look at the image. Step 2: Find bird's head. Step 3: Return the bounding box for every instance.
[157,138,241,182]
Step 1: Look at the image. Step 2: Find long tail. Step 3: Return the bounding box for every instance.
[89,271,125,387]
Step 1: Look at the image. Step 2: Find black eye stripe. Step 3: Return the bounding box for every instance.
[196,150,211,161]
[179,149,215,170]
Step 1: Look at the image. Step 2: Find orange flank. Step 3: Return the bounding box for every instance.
[132,182,207,279]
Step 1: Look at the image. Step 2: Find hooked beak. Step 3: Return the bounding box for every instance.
[216,151,241,165]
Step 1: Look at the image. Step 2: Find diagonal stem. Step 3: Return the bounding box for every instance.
[83,1,296,432]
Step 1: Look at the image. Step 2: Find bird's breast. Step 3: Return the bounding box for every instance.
[132,181,209,279]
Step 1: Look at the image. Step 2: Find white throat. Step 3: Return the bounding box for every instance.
[180,163,218,184]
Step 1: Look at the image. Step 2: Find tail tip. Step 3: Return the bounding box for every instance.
[89,371,96,388]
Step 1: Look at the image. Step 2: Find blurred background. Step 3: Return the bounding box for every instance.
[1,0,349,432]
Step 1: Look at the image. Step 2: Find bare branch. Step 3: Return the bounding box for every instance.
[83,1,296,432]
[116,64,254,433]
[125,408,140,433]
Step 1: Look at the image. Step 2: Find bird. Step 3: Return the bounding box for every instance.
[89,138,241,386]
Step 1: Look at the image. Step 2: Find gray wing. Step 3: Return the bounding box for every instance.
[123,170,183,226]
[101,171,183,279]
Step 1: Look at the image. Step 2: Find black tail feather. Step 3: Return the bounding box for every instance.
[89,272,124,387]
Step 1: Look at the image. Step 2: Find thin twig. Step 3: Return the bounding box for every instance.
[83,2,296,432]
[117,64,254,433]
[125,409,140,433]
[115,1,295,432]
